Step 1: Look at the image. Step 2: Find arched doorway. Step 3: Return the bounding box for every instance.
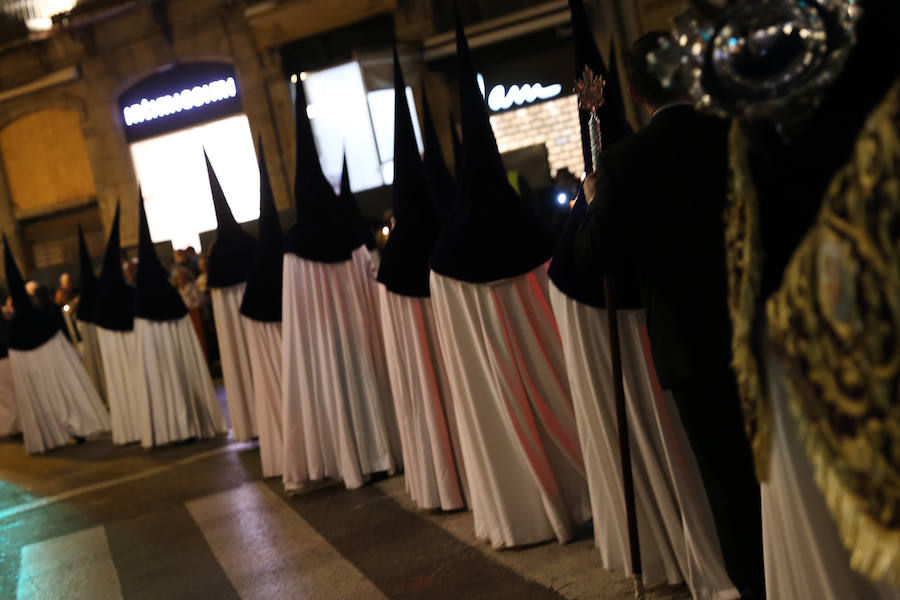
[120,62,259,251]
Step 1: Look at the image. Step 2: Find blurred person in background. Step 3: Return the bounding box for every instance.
[54,272,76,308]
[122,258,138,286]
[173,266,207,360]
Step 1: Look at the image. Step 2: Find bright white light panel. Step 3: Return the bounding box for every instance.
[129,114,260,251]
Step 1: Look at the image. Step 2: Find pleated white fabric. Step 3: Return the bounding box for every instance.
[281,254,395,491]
[621,312,739,599]
[377,285,467,511]
[96,328,142,445]
[9,331,109,454]
[77,320,106,400]
[243,318,283,478]
[211,283,257,441]
[133,316,226,448]
[350,246,403,467]
[761,349,900,600]
[549,282,738,597]
[0,357,18,436]
[430,267,591,547]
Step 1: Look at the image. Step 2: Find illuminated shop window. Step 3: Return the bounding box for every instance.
[130,114,259,251]
[299,61,422,192]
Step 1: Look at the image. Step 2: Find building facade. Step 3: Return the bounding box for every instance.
[0,0,682,284]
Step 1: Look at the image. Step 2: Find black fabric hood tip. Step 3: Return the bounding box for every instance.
[3,236,60,350]
[420,83,457,223]
[94,201,135,331]
[240,136,285,323]
[76,224,99,324]
[429,10,557,284]
[283,74,355,263]
[203,150,257,288]
[376,44,440,298]
[134,190,188,321]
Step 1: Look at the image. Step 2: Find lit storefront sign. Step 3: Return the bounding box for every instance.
[118,62,242,142]
[477,73,563,112]
[120,62,258,251]
[123,77,237,126]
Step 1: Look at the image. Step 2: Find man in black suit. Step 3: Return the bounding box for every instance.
[575,32,765,599]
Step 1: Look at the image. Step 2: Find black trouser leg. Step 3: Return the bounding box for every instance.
[672,376,766,599]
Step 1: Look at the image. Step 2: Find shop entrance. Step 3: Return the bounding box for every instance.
[119,63,259,251]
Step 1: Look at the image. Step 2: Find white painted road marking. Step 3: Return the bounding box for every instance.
[0,441,257,522]
[186,482,388,600]
[17,526,122,600]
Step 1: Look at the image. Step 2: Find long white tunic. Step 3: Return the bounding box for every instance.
[211,283,257,441]
[10,331,109,454]
[0,357,17,437]
[281,253,395,491]
[133,316,226,448]
[378,285,467,511]
[96,328,142,445]
[549,282,738,598]
[76,319,106,400]
[761,350,900,600]
[243,318,283,478]
[350,246,403,468]
[430,267,591,547]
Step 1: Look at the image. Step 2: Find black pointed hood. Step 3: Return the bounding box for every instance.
[134,190,188,321]
[430,13,556,283]
[204,150,257,288]
[421,84,456,222]
[94,202,134,331]
[240,137,284,322]
[339,154,376,250]
[76,224,98,323]
[376,45,440,297]
[283,79,354,262]
[549,2,635,307]
[4,236,59,350]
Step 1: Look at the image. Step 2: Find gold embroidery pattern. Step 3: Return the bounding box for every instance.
[725,120,771,480]
[766,81,900,585]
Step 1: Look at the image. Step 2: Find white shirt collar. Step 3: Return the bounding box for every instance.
[651,101,693,120]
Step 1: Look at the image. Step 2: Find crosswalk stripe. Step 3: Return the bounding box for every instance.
[17,526,122,600]
[186,481,388,600]
[0,441,257,522]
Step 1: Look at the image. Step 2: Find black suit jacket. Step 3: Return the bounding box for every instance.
[575,105,731,390]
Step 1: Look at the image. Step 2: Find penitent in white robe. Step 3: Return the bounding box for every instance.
[243,317,283,478]
[76,319,106,400]
[133,316,226,448]
[378,285,467,511]
[550,282,738,598]
[430,266,591,547]
[211,283,257,441]
[96,328,142,445]
[281,254,395,492]
[350,246,403,468]
[10,331,109,454]
[761,349,900,600]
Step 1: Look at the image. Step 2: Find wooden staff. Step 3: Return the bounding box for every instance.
[577,68,644,600]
